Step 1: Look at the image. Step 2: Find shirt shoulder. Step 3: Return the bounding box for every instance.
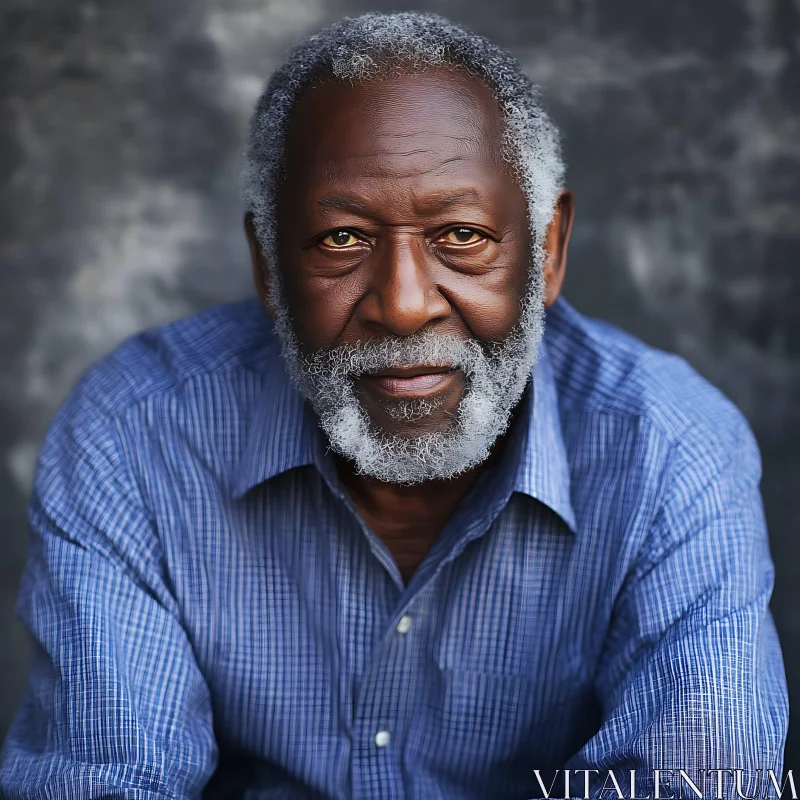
[545,298,758,485]
[60,298,276,423]
[31,299,277,585]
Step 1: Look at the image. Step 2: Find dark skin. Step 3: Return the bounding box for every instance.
[246,67,574,583]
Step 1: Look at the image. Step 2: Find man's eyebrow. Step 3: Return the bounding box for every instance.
[317,189,483,213]
[429,189,482,206]
[317,197,369,212]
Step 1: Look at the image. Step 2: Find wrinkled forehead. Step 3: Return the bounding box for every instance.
[279,65,510,189]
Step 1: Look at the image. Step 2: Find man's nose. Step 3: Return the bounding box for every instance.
[359,239,451,336]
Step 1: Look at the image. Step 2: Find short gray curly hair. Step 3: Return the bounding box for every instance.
[241,11,565,315]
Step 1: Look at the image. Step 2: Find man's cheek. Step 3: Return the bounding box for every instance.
[449,288,525,343]
[287,299,349,350]
[291,284,365,349]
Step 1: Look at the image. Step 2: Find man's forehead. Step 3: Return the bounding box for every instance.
[280,67,508,191]
[286,68,505,150]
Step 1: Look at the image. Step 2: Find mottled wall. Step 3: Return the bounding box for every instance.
[2,0,799,765]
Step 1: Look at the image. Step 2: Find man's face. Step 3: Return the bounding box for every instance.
[258,67,549,482]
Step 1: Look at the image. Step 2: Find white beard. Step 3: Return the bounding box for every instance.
[273,259,546,484]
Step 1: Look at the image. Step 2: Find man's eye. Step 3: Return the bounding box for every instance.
[321,231,359,248]
[443,228,483,245]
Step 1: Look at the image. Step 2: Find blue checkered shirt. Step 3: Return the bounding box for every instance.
[0,297,788,799]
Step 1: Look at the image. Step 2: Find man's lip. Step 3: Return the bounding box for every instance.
[359,367,458,397]
[365,365,454,378]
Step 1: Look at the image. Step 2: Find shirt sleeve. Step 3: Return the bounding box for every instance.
[565,412,789,800]
[0,390,218,798]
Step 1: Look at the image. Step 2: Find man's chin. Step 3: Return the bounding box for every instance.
[318,389,506,484]
[368,414,457,440]
[355,373,467,437]
[359,398,463,439]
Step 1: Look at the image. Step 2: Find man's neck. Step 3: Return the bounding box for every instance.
[335,457,486,585]
[334,404,522,584]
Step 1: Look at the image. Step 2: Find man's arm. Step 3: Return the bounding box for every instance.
[0,389,218,798]
[567,413,789,799]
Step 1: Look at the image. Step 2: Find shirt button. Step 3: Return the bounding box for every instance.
[396,615,412,634]
[374,730,391,747]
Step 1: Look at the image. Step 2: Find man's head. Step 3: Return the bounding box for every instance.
[242,12,574,484]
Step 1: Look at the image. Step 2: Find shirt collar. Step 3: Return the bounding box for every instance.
[233,323,577,535]
[511,339,577,534]
[232,327,318,499]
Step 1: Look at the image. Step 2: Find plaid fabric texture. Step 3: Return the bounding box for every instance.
[0,297,788,799]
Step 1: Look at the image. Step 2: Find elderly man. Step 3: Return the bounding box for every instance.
[0,11,788,800]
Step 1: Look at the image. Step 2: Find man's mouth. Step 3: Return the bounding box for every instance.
[358,365,458,397]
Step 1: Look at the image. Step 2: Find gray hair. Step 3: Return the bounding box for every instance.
[241,11,565,324]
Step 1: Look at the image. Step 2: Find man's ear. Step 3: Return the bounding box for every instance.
[542,189,575,308]
[244,212,276,320]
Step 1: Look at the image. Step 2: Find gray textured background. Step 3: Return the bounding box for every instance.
[2,0,799,769]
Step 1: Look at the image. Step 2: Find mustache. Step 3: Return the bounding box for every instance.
[299,330,499,379]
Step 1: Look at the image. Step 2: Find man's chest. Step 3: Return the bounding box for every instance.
[163,484,620,797]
